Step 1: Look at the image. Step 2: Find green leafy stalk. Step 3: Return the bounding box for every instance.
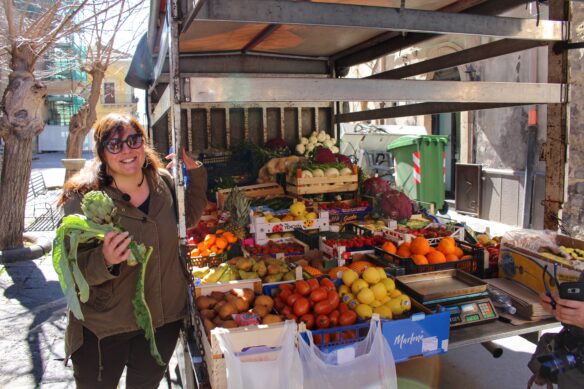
[131,246,165,366]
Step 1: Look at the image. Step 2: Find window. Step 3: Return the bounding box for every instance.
[104,82,115,104]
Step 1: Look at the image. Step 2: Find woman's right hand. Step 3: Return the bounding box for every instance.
[102,231,131,266]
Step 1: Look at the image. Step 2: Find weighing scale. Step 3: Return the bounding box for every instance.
[396,270,499,328]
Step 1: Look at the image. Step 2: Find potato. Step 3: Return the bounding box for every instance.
[219,302,238,320]
[211,291,225,302]
[254,295,274,312]
[230,288,255,304]
[222,320,238,329]
[200,309,216,320]
[203,318,215,335]
[213,316,224,326]
[196,296,217,311]
[224,293,238,303]
[214,300,227,313]
[262,314,283,324]
[253,305,270,318]
[234,298,249,313]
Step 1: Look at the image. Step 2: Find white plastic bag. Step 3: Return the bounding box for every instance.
[298,315,398,389]
[214,320,303,389]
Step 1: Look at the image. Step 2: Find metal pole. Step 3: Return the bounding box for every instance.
[523,124,537,228]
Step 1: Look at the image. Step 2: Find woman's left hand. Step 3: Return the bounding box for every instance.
[165,148,201,170]
[552,296,584,328]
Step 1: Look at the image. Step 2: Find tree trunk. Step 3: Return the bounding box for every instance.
[0,69,47,249]
[64,65,105,180]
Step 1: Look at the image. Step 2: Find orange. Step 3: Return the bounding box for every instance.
[200,249,210,257]
[382,241,397,254]
[427,251,446,264]
[204,234,216,246]
[445,254,459,262]
[197,242,207,251]
[190,248,200,257]
[437,239,456,255]
[442,236,456,245]
[397,246,411,258]
[410,237,430,256]
[215,229,225,235]
[460,255,473,260]
[411,255,429,266]
[399,242,411,249]
[215,237,228,249]
[453,247,464,259]
[223,232,238,244]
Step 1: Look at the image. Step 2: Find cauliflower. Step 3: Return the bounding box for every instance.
[295,143,306,155]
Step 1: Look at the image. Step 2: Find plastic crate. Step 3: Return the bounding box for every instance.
[187,251,227,269]
[374,239,485,277]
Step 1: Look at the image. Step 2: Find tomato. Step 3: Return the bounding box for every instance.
[293,297,310,317]
[339,303,349,314]
[316,314,330,329]
[320,277,336,292]
[299,313,315,329]
[339,310,357,326]
[281,305,292,316]
[313,334,330,345]
[342,330,356,340]
[274,296,286,311]
[330,332,339,343]
[328,310,340,327]
[307,278,319,292]
[279,283,293,291]
[314,300,333,315]
[286,313,297,322]
[279,288,292,302]
[310,288,328,303]
[286,293,301,306]
[295,280,311,296]
[327,291,340,310]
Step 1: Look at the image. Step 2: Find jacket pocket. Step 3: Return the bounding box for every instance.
[86,282,113,311]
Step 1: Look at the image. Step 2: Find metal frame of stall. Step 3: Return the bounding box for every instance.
[145,1,570,387]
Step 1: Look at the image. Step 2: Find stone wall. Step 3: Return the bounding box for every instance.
[563,2,584,239]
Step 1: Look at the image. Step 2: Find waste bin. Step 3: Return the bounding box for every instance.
[387,135,449,214]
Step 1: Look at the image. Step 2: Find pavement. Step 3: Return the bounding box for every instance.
[0,151,562,389]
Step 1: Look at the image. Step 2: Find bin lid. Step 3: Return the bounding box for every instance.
[387,135,449,151]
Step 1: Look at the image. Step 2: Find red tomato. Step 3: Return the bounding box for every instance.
[286,313,297,322]
[339,303,349,314]
[279,288,292,302]
[320,277,336,292]
[306,278,319,291]
[295,280,311,296]
[327,291,340,310]
[286,293,301,306]
[328,310,340,327]
[316,314,330,329]
[339,311,357,326]
[274,296,286,311]
[293,297,310,317]
[279,283,293,291]
[299,313,315,329]
[281,305,292,316]
[310,288,328,303]
[342,329,356,340]
[314,300,333,315]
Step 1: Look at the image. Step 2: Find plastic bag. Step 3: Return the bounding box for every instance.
[214,320,303,389]
[501,229,557,253]
[298,315,398,389]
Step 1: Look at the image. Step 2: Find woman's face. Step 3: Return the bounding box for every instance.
[102,125,145,179]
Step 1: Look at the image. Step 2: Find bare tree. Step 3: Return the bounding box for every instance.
[64,0,145,180]
[0,0,118,249]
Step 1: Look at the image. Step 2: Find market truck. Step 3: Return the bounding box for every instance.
[125,0,573,387]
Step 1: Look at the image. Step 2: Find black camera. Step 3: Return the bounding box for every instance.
[528,330,584,383]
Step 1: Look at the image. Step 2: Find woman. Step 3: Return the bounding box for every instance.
[58,113,207,388]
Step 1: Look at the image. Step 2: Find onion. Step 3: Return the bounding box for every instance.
[324,168,340,178]
[312,168,325,177]
[340,167,353,176]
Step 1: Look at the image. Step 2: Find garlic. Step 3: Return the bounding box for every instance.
[295,143,306,155]
[300,137,309,145]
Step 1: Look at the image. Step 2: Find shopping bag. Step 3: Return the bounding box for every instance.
[298,315,398,389]
[213,320,303,389]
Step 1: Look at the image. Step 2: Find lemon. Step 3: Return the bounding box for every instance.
[338,284,351,298]
[386,298,405,316]
[362,267,381,284]
[398,294,411,313]
[370,300,382,308]
[390,289,402,299]
[377,267,388,279]
[371,282,387,301]
[355,304,373,320]
[290,201,306,217]
[381,278,396,293]
[379,294,391,304]
[294,215,306,221]
[342,269,359,287]
[305,212,318,220]
[351,278,369,294]
[357,287,375,305]
[373,305,393,319]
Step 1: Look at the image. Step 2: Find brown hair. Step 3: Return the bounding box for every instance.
[59,113,165,206]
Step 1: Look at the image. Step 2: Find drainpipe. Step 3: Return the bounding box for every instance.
[523,47,539,228]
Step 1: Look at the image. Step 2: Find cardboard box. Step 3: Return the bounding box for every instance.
[251,211,330,245]
[499,235,583,294]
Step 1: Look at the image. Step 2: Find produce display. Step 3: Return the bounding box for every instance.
[339,267,411,319]
[272,278,358,335]
[294,130,339,156]
[393,224,460,239]
[322,235,387,252]
[361,176,413,221]
[192,257,300,284]
[188,230,238,258]
[244,240,306,257]
[383,236,470,265]
[197,289,283,338]
[253,200,319,223]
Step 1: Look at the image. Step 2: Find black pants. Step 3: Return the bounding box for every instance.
[72,320,182,389]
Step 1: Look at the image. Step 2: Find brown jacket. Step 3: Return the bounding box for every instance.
[62,167,207,358]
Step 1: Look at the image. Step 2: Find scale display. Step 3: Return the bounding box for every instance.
[439,298,498,327]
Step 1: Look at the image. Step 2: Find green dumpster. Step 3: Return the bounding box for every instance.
[387,135,449,214]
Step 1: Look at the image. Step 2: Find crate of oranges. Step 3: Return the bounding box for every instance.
[188,230,239,268]
[374,237,484,277]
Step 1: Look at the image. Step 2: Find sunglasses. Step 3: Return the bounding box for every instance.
[103,134,144,154]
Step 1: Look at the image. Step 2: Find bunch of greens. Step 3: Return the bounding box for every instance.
[53,191,164,366]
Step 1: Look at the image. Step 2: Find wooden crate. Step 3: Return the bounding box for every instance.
[195,279,289,389]
[251,211,330,245]
[216,183,284,209]
[286,167,358,195]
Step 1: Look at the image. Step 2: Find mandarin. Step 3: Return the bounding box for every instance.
[397,246,411,258]
[445,254,459,262]
[382,241,397,254]
[427,251,446,264]
[411,254,429,265]
[437,239,456,255]
[453,246,464,258]
[410,237,431,256]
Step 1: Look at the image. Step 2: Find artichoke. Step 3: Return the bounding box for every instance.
[81,191,117,225]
